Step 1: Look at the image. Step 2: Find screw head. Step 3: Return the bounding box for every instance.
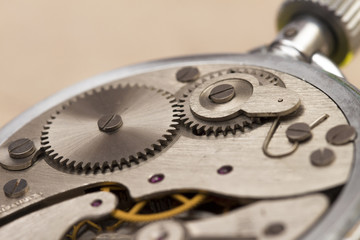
[3,179,29,198]
[286,123,312,142]
[310,148,335,167]
[217,165,233,175]
[326,124,357,145]
[98,114,123,133]
[8,138,35,159]
[209,84,236,104]
[264,222,285,236]
[149,174,165,184]
[176,66,200,83]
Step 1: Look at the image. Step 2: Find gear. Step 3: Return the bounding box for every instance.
[41,84,179,171]
[175,67,285,136]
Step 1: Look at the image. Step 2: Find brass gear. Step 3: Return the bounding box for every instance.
[41,84,179,171]
[175,67,285,136]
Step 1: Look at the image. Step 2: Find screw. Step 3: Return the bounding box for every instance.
[264,223,285,236]
[217,165,233,175]
[98,114,123,133]
[326,124,357,145]
[149,174,165,184]
[310,148,335,167]
[3,179,29,198]
[91,199,102,207]
[209,84,235,104]
[286,122,312,142]
[8,138,35,159]
[176,66,200,83]
[284,27,297,38]
[286,114,329,143]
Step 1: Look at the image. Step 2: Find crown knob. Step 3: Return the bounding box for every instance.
[278,0,360,65]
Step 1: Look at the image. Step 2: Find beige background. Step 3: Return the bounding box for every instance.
[0,0,359,128]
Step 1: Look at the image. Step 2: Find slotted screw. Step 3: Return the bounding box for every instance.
[209,84,235,104]
[3,179,29,198]
[310,148,335,167]
[286,114,329,142]
[326,124,357,145]
[98,114,123,133]
[8,138,35,159]
[176,66,200,83]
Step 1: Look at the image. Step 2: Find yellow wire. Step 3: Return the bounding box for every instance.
[172,194,190,203]
[67,220,102,240]
[106,201,147,231]
[111,193,206,222]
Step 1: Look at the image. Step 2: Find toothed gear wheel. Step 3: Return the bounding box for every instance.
[176,67,285,136]
[41,84,179,171]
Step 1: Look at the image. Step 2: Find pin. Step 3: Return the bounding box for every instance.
[263,114,329,158]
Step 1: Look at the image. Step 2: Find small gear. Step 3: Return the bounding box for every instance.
[175,67,285,136]
[41,84,179,171]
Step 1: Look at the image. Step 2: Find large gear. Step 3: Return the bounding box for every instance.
[175,67,285,136]
[41,84,179,171]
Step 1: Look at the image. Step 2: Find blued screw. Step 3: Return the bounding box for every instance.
[326,124,357,145]
[310,148,335,167]
[176,66,200,83]
[98,114,123,133]
[209,84,235,104]
[8,138,35,159]
[3,179,29,198]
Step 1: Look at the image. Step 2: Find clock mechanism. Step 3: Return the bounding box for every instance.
[1,0,360,239]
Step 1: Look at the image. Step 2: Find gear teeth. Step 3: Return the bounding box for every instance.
[75,162,83,170]
[110,160,119,170]
[176,67,284,136]
[102,161,110,171]
[41,83,179,173]
[120,158,131,169]
[59,157,68,165]
[145,148,155,156]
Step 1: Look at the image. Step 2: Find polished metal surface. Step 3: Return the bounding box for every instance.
[177,67,286,136]
[0,192,117,240]
[0,55,358,239]
[273,16,334,62]
[189,72,300,119]
[1,0,360,238]
[278,0,360,64]
[185,194,328,240]
[135,220,187,240]
[41,84,179,171]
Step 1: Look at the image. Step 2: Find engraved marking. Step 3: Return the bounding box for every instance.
[0,192,44,215]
